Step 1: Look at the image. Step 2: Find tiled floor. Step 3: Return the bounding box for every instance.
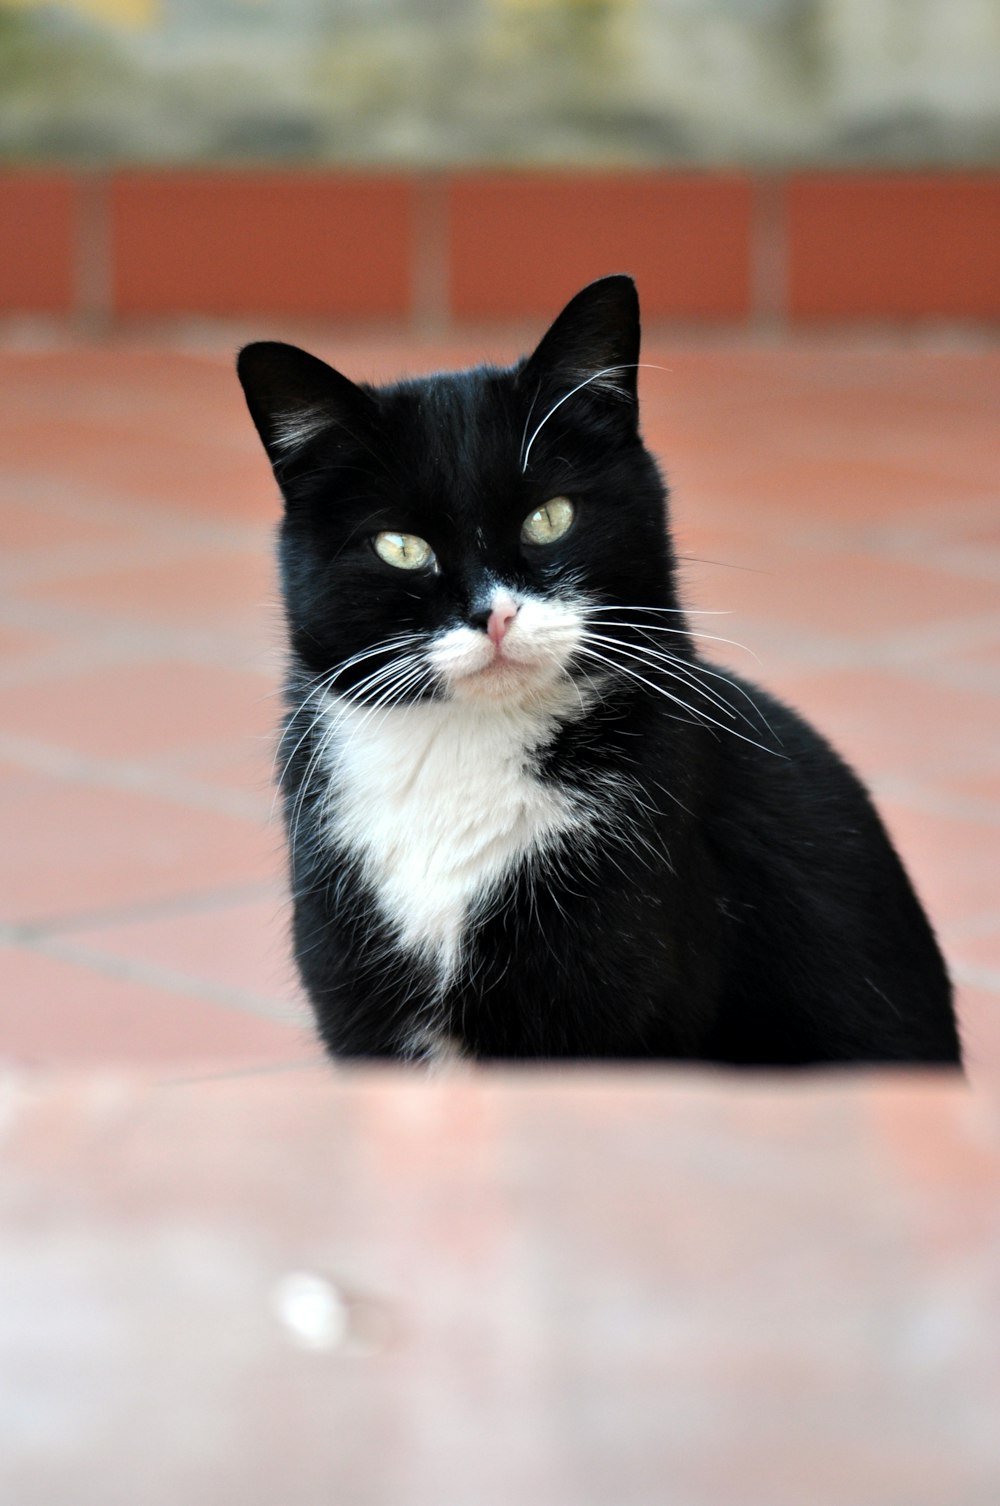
[1,328,998,1079]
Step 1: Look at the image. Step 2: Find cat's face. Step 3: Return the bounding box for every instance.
[238,276,677,711]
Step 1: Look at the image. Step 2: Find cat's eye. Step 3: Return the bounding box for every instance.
[373,531,435,570]
[521,497,575,546]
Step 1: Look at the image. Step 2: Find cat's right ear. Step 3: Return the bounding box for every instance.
[236,341,376,476]
[521,275,641,406]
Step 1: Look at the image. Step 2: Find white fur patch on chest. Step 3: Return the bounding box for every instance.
[321,690,587,983]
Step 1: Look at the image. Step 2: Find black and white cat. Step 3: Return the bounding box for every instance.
[237,275,961,1066]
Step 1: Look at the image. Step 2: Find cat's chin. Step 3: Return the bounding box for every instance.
[444,656,567,708]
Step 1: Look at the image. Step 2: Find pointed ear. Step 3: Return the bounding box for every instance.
[236,341,376,473]
[521,275,641,408]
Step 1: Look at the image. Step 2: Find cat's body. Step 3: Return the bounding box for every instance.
[238,276,961,1067]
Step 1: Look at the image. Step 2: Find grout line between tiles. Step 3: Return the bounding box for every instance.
[2,469,274,546]
[869,776,1000,828]
[0,595,285,679]
[944,913,1000,941]
[2,932,310,1027]
[0,534,277,593]
[0,731,275,822]
[0,878,285,942]
[954,963,1000,996]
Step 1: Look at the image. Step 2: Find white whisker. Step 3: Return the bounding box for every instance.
[574,643,784,758]
[518,379,543,471]
[588,617,761,664]
[580,626,773,736]
[521,361,674,473]
[585,603,730,616]
[274,631,423,795]
[522,365,627,471]
[581,630,741,724]
[285,651,429,862]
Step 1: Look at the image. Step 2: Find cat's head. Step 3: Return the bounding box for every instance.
[237,275,677,711]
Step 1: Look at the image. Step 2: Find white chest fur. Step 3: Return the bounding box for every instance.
[321,692,587,983]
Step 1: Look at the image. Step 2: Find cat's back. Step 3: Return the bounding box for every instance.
[693,665,958,1063]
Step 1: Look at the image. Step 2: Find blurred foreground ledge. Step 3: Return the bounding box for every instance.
[2,1067,999,1505]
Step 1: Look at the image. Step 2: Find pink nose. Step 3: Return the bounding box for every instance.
[487,598,518,647]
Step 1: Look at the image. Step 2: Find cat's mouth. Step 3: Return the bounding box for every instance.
[432,636,571,705]
[451,645,560,695]
[427,595,585,706]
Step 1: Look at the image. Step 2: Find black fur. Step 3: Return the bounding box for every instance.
[237,276,961,1067]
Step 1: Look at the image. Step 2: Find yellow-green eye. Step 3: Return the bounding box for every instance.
[373,531,435,570]
[521,497,575,546]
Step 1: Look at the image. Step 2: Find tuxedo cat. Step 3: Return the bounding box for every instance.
[237,275,960,1066]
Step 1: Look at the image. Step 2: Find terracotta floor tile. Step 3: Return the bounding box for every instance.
[0,347,234,418]
[876,798,999,932]
[956,985,1000,1085]
[937,919,997,975]
[947,518,1000,549]
[670,455,995,525]
[66,894,305,1016]
[0,945,309,1068]
[0,495,140,555]
[23,550,279,631]
[157,736,279,807]
[949,923,1000,979]
[644,347,1000,483]
[5,420,278,522]
[0,762,280,926]
[0,659,276,761]
[941,769,1000,803]
[946,639,1000,686]
[771,669,1000,783]
[0,624,57,660]
[686,543,1000,637]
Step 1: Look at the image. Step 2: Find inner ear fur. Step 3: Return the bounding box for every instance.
[521,275,641,405]
[237,341,377,469]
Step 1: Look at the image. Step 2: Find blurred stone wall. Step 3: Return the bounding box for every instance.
[1,0,998,166]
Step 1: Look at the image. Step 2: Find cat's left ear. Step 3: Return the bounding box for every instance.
[236,340,377,476]
[520,274,641,419]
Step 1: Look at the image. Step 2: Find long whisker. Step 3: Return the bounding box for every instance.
[574,643,784,759]
[518,379,542,471]
[573,645,704,731]
[273,633,422,797]
[585,603,730,617]
[284,651,427,859]
[588,617,761,663]
[582,625,775,737]
[284,632,423,732]
[521,362,672,472]
[629,634,779,741]
[580,630,744,725]
[286,661,429,866]
[343,657,433,744]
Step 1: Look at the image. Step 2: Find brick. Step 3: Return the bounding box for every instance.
[448,172,753,320]
[788,173,1000,320]
[0,172,77,313]
[111,171,415,318]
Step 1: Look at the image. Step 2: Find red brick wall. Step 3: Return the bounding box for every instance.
[2,168,998,326]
